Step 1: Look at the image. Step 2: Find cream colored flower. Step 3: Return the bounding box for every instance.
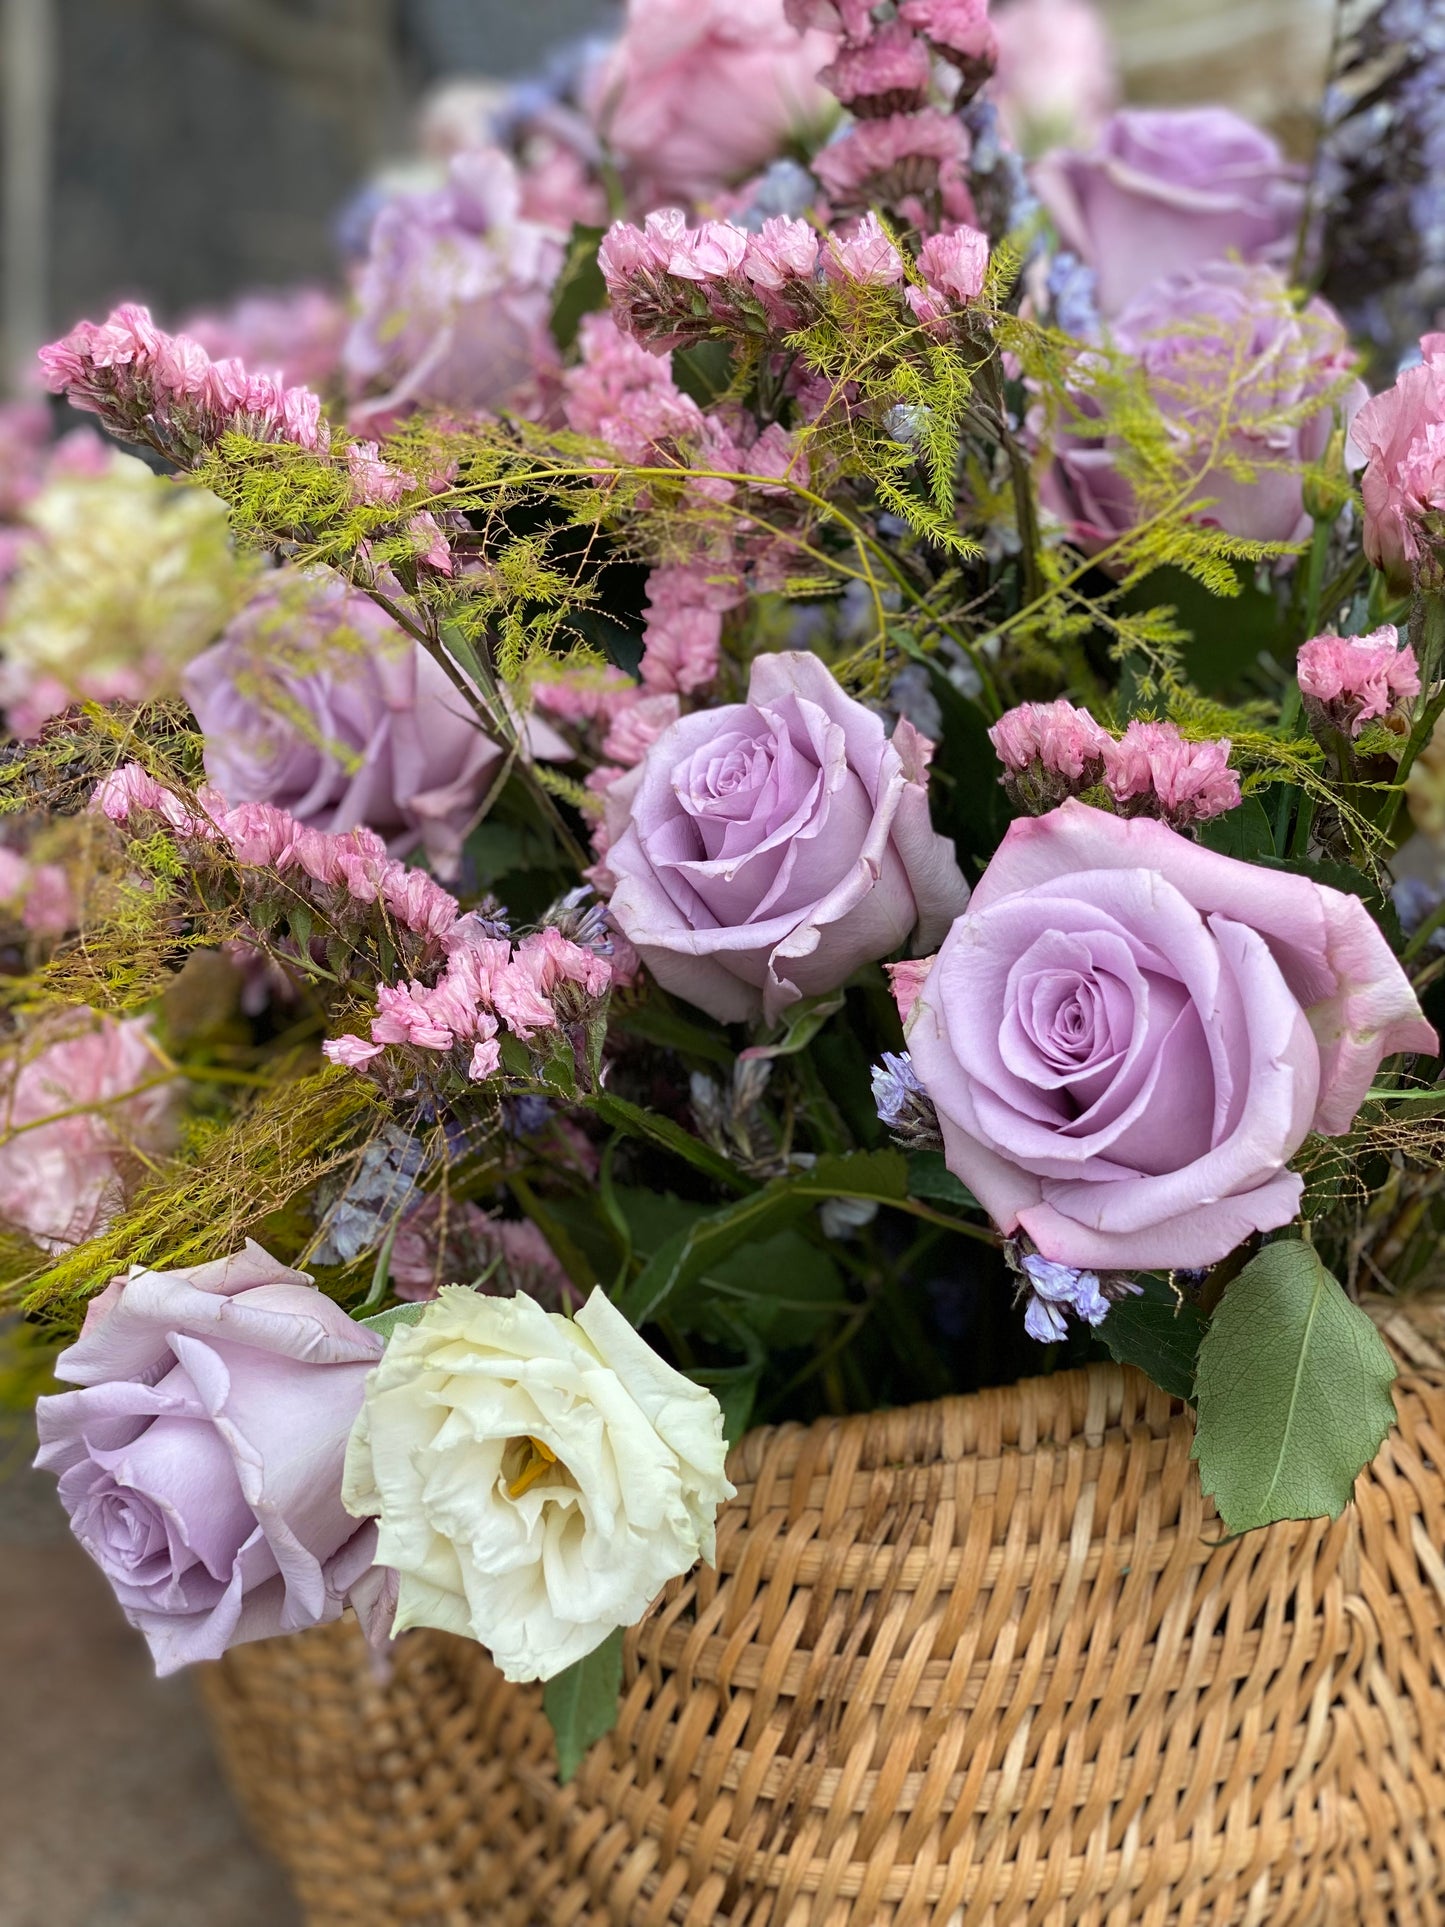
[342,1285,735,1682]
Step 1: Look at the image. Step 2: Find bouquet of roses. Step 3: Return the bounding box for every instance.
[4,0,1445,1769]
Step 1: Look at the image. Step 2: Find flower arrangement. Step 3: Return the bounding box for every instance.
[6,0,1445,1776]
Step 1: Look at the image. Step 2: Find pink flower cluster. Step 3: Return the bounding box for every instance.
[91,767,462,943]
[1351,335,1445,592]
[905,226,991,327]
[989,700,1240,829]
[1296,627,1422,739]
[0,846,74,938]
[38,306,449,570]
[39,304,326,470]
[600,209,826,349]
[1102,720,1242,827]
[324,923,613,1085]
[562,314,711,463]
[390,1198,578,1309]
[815,112,975,229]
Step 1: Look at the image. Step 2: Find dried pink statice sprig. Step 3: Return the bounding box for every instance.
[989,702,1241,831]
[820,22,933,118]
[39,305,452,573]
[1101,720,1242,829]
[1296,625,1422,740]
[905,224,991,328]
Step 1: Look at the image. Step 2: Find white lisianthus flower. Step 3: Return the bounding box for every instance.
[341,1285,736,1683]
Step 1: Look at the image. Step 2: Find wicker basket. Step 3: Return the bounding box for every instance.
[199,1359,1445,1926]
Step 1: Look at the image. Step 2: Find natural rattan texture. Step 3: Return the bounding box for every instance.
[200,1361,1445,1927]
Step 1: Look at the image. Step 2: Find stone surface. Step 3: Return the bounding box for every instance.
[0,1448,301,1927]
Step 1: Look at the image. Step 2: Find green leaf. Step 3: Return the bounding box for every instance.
[1192,1240,1397,1534]
[586,1090,752,1194]
[738,992,845,1065]
[1098,1274,1206,1400]
[548,223,608,352]
[543,1628,623,1783]
[607,995,734,1069]
[616,1151,908,1328]
[358,1301,428,1343]
[906,1150,979,1211]
[1195,795,1275,863]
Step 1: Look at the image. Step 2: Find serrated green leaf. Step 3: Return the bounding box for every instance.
[543,1627,623,1783]
[1098,1274,1206,1400]
[358,1301,428,1343]
[1192,1240,1397,1534]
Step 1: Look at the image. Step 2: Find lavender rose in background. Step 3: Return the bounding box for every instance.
[184,571,509,878]
[1034,107,1306,318]
[907,801,1435,1270]
[603,650,970,1023]
[345,148,564,423]
[34,1243,386,1674]
[1043,262,1361,551]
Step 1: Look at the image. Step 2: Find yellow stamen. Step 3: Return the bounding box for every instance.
[507,1435,558,1499]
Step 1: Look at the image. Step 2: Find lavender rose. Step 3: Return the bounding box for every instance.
[1034,106,1306,317]
[184,571,507,878]
[604,650,969,1022]
[34,1242,385,1674]
[907,801,1435,1270]
[1043,262,1361,550]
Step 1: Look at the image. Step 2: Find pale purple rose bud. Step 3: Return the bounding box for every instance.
[1033,106,1306,317]
[604,650,971,1023]
[1297,625,1422,738]
[34,1243,384,1674]
[1102,720,1242,829]
[1018,1252,1112,1343]
[906,800,1437,1270]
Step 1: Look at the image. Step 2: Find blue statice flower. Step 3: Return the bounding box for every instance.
[1046,251,1100,342]
[871,1051,924,1128]
[736,159,819,231]
[504,1094,554,1137]
[1019,1253,1113,1344]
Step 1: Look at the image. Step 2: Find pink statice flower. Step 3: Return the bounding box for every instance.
[898,0,998,65]
[907,224,990,325]
[323,1034,387,1070]
[785,0,877,35]
[1102,720,1241,828]
[740,217,824,328]
[0,849,74,937]
[389,1197,576,1309]
[639,564,744,693]
[989,699,1113,809]
[493,928,613,1038]
[1296,626,1422,738]
[0,1015,178,1252]
[603,693,683,765]
[39,304,328,469]
[826,213,908,287]
[1350,335,1445,593]
[561,314,706,461]
[815,112,974,226]
[820,23,932,117]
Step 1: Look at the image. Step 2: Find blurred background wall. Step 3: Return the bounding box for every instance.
[2,0,1335,391]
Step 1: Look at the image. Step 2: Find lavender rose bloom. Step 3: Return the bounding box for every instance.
[184,572,505,878]
[907,801,1435,1270]
[1043,262,1361,550]
[34,1242,385,1674]
[345,148,562,420]
[604,650,969,1022]
[1034,107,1305,318]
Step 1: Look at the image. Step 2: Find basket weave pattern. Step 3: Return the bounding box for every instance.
[200,1362,1445,1926]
